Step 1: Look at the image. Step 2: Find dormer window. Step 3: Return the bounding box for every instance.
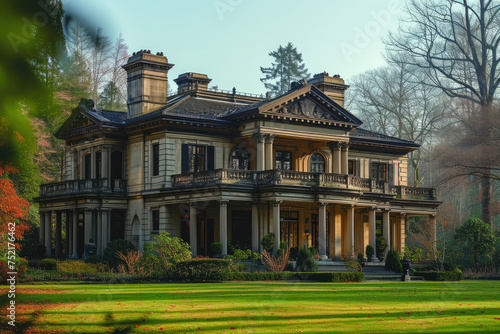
[231,148,250,170]
[310,153,325,173]
[275,150,292,170]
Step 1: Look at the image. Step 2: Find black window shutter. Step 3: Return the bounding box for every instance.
[207,146,215,171]
[355,160,361,177]
[181,144,189,173]
[388,164,394,185]
[370,161,376,179]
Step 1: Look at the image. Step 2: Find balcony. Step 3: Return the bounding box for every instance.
[39,179,127,197]
[171,169,437,201]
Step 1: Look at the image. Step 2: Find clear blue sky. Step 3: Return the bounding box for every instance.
[63,0,404,94]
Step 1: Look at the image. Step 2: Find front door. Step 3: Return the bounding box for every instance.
[280,211,299,258]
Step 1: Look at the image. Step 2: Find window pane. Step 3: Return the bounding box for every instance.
[152,144,160,176]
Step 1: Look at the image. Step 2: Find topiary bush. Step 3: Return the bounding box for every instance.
[233,249,248,260]
[261,233,275,253]
[296,247,317,272]
[103,239,137,269]
[40,258,57,270]
[365,245,375,261]
[384,249,402,273]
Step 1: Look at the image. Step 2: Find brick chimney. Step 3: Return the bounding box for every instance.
[174,72,212,94]
[122,50,174,118]
[308,72,349,107]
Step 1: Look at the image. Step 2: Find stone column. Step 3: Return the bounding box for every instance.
[318,202,328,260]
[39,212,45,247]
[333,205,342,259]
[383,209,391,258]
[341,142,350,174]
[84,209,93,245]
[67,211,72,259]
[368,207,378,261]
[251,201,259,252]
[430,214,437,255]
[101,209,109,253]
[97,209,103,256]
[255,133,265,171]
[329,142,342,174]
[346,205,355,258]
[55,211,62,258]
[265,134,275,170]
[219,200,229,256]
[45,211,52,257]
[90,147,96,179]
[399,213,406,254]
[272,200,281,254]
[102,146,110,179]
[72,210,78,259]
[189,203,197,257]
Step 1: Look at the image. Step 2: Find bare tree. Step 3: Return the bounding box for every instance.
[88,27,112,107]
[385,0,500,227]
[349,60,448,186]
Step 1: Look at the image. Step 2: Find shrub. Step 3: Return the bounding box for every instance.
[103,239,137,269]
[404,245,424,262]
[376,236,388,254]
[385,249,402,273]
[345,257,363,272]
[261,247,290,273]
[250,252,260,261]
[143,232,191,264]
[233,249,248,260]
[416,268,462,281]
[0,259,7,282]
[292,272,365,282]
[211,242,222,253]
[357,253,364,260]
[117,250,142,275]
[171,258,236,282]
[56,260,107,275]
[138,251,166,277]
[261,233,275,253]
[83,255,103,264]
[245,249,252,258]
[365,245,374,261]
[284,262,294,271]
[19,225,44,259]
[40,258,57,270]
[296,247,317,272]
[232,272,295,281]
[224,254,235,260]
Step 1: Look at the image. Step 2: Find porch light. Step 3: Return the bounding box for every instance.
[304,229,310,237]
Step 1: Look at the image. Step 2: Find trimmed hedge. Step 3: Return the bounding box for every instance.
[171,258,236,282]
[415,268,463,281]
[232,272,295,281]
[291,272,365,282]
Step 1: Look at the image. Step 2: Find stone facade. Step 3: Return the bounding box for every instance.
[35,50,440,260]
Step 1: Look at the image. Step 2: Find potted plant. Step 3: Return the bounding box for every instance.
[376,236,388,261]
[365,245,375,262]
[210,242,222,258]
[357,252,366,268]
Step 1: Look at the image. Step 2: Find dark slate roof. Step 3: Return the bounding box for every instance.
[160,96,250,119]
[95,110,127,123]
[350,128,419,147]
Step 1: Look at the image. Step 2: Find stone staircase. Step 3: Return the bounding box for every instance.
[316,259,421,281]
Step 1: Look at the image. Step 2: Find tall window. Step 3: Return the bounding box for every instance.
[188,145,206,173]
[95,151,102,179]
[151,209,160,234]
[275,150,292,170]
[152,143,160,176]
[348,160,357,176]
[372,163,387,181]
[310,153,325,172]
[231,147,250,170]
[84,153,91,179]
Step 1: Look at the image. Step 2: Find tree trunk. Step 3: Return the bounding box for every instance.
[481,176,493,228]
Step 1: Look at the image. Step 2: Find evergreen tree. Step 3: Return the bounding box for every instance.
[260,42,310,96]
[99,81,124,111]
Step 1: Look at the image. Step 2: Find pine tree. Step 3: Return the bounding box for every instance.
[260,42,310,96]
[99,81,124,111]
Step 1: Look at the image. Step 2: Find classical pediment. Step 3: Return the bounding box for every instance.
[55,103,109,139]
[223,85,362,126]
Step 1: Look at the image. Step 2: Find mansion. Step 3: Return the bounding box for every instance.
[35,50,440,260]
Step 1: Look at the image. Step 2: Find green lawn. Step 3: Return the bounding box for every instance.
[4,280,500,333]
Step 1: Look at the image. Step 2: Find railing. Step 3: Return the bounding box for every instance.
[171,169,437,200]
[39,179,127,197]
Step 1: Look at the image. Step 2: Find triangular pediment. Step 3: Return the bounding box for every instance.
[54,104,102,139]
[223,85,362,127]
[260,85,362,125]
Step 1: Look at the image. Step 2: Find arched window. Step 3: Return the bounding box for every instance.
[231,147,250,170]
[310,153,325,173]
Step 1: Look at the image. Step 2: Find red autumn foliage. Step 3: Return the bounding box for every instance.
[0,164,30,244]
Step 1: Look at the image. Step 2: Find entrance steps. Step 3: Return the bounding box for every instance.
[315,260,423,281]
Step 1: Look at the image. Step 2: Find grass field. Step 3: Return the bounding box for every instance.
[2,280,500,333]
